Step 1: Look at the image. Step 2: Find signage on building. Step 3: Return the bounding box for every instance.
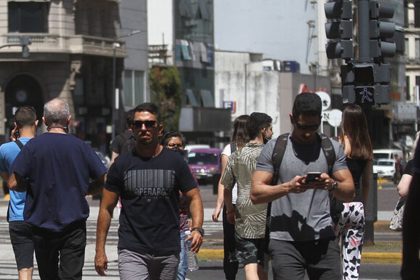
[393,102,417,122]
[223,101,236,114]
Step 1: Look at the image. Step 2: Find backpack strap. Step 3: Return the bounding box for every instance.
[265,133,289,251]
[271,133,290,184]
[15,139,24,150]
[319,133,336,176]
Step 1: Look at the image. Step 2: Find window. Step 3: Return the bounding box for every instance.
[415,1,420,27]
[8,2,49,33]
[416,38,420,59]
[123,70,145,107]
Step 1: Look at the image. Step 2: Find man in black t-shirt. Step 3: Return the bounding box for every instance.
[95,103,204,279]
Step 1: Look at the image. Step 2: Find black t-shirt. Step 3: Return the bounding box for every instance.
[110,130,135,155]
[106,147,197,255]
[403,159,415,176]
[346,158,367,202]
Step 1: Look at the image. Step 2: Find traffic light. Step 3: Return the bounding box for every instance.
[19,36,31,58]
[341,62,390,105]
[324,0,353,60]
[369,1,396,61]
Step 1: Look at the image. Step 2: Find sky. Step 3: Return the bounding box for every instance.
[214,0,318,66]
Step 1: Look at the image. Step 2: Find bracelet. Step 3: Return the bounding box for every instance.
[191,227,205,236]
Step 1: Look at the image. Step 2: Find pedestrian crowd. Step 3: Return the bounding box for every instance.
[0,94,418,280]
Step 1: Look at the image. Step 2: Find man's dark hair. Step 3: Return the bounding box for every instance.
[292,92,322,118]
[162,131,185,147]
[247,112,272,139]
[126,109,134,126]
[14,106,37,127]
[133,103,160,121]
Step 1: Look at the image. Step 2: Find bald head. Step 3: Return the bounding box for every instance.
[43,98,70,129]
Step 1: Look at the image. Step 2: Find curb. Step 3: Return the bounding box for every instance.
[198,249,402,264]
[362,252,401,264]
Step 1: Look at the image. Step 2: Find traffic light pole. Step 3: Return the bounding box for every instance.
[357,0,370,63]
[357,0,377,245]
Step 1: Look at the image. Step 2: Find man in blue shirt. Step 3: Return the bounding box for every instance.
[9,98,107,280]
[0,106,38,280]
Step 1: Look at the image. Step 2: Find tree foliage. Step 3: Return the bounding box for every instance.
[149,66,182,132]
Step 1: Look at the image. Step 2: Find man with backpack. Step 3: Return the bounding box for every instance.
[251,93,355,280]
[0,106,38,280]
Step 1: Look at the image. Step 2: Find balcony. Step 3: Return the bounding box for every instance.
[0,34,126,58]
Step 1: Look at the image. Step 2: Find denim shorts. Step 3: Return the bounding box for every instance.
[9,221,34,270]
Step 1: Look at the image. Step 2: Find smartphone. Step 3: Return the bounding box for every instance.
[306,172,321,183]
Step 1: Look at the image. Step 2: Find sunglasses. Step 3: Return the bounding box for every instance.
[295,123,319,131]
[133,120,157,129]
[167,143,184,149]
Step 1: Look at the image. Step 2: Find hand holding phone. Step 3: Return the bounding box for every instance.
[305,172,321,183]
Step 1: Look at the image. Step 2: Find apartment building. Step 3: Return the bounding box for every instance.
[0,0,148,154]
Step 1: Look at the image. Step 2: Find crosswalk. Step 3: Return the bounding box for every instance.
[0,216,223,280]
[0,210,223,245]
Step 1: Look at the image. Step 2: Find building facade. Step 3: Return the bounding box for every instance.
[215,50,333,137]
[148,0,231,146]
[0,0,148,154]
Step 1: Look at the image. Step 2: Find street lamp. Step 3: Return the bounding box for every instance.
[111,30,142,140]
[0,36,32,58]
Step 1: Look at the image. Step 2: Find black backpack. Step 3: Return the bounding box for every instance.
[265,133,340,243]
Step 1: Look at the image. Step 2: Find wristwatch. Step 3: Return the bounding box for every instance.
[328,180,338,191]
[191,227,205,236]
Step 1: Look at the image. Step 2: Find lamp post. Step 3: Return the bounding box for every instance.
[0,36,32,58]
[244,63,249,115]
[111,30,142,140]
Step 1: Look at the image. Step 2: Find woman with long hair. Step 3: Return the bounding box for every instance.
[337,104,373,280]
[211,114,250,280]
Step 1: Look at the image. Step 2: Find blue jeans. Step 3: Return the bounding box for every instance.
[177,230,188,280]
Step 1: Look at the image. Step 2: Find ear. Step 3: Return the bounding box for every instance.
[158,123,164,137]
[289,114,294,124]
[34,120,39,127]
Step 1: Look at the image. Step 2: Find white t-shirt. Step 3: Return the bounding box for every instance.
[222,144,238,204]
